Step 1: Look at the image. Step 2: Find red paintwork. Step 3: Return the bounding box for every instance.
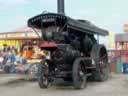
[39,42,57,48]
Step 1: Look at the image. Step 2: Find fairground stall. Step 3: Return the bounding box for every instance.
[0,27,42,61]
[115,33,128,73]
[0,27,41,48]
[0,27,43,76]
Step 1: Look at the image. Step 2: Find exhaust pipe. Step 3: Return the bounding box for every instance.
[57,0,65,15]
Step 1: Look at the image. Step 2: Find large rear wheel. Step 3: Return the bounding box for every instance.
[91,44,109,81]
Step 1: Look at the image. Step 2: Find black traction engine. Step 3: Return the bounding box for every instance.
[28,13,109,89]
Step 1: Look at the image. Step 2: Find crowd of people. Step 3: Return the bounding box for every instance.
[0,44,44,73]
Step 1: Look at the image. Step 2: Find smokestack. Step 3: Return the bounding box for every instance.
[57,0,65,15]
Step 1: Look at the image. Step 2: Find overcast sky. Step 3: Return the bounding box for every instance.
[0,0,128,47]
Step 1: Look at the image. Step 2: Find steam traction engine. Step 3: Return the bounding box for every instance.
[28,13,109,89]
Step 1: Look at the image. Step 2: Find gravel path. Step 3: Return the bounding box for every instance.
[0,74,128,96]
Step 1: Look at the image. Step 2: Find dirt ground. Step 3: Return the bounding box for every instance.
[0,74,128,96]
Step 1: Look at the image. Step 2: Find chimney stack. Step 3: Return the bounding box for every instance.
[57,0,65,15]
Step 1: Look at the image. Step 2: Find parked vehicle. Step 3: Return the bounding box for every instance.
[27,0,109,89]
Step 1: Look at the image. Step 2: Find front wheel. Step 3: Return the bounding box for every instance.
[72,58,87,89]
[38,60,49,89]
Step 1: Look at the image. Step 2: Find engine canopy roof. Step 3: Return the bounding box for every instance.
[28,13,108,36]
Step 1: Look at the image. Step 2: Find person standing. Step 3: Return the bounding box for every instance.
[8,51,16,73]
